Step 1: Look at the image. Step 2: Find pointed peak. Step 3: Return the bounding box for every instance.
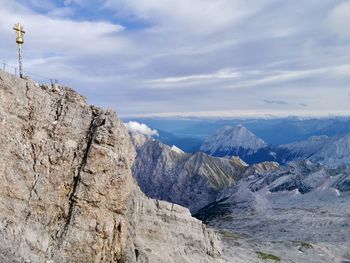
[230,156,249,167]
[218,124,251,135]
[200,125,267,154]
[171,145,185,154]
[220,124,246,130]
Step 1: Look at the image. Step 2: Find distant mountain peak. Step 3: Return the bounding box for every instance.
[200,125,267,156]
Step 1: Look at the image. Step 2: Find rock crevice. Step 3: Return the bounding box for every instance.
[60,108,104,240]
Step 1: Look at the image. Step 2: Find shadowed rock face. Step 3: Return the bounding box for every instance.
[132,137,248,213]
[132,135,279,214]
[0,71,223,263]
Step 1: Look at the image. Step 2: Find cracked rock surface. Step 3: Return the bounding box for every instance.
[0,71,223,263]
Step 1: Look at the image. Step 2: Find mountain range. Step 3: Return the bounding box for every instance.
[132,134,279,213]
[200,124,350,166]
[126,116,350,147]
[129,123,350,262]
[277,133,350,166]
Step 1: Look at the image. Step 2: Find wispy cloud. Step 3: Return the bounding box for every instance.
[146,64,350,91]
[148,68,241,84]
[264,99,288,105]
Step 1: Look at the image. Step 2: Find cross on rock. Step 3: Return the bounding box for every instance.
[13,23,25,78]
[13,23,25,44]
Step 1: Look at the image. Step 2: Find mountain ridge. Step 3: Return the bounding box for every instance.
[276,133,350,166]
[131,133,279,213]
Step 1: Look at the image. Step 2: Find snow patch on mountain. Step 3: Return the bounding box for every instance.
[171,145,185,154]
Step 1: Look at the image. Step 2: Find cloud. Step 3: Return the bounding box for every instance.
[0,1,126,57]
[147,65,350,91]
[299,103,308,107]
[124,121,158,136]
[148,68,242,85]
[327,1,350,39]
[124,109,350,119]
[103,0,264,36]
[0,0,350,118]
[263,99,288,105]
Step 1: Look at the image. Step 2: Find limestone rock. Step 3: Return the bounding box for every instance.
[0,71,223,263]
[128,194,222,263]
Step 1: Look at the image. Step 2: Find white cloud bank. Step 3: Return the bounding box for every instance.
[124,121,158,136]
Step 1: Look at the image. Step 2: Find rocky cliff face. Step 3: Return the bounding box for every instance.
[0,71,223,263]
[128,195,222,263]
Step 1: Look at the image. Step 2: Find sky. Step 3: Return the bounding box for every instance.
[0,0,350,118]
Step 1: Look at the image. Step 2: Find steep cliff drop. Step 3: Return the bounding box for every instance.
[0,71,223,263]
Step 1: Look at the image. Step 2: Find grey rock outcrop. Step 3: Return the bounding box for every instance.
[0,71,223,263]
[128,195,222,263]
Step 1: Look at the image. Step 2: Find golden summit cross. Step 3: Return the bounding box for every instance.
[13,23,25,78]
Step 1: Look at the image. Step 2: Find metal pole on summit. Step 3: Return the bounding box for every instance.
[13,23,25,78]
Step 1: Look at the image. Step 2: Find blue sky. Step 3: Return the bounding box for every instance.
[0,0,350,118]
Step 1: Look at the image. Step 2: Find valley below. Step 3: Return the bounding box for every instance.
[130,122,350,263]
[205,189,350,263]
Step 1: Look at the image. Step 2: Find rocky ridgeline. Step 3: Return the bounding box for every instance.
[0,71,223,263]
[132,135,279,214]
